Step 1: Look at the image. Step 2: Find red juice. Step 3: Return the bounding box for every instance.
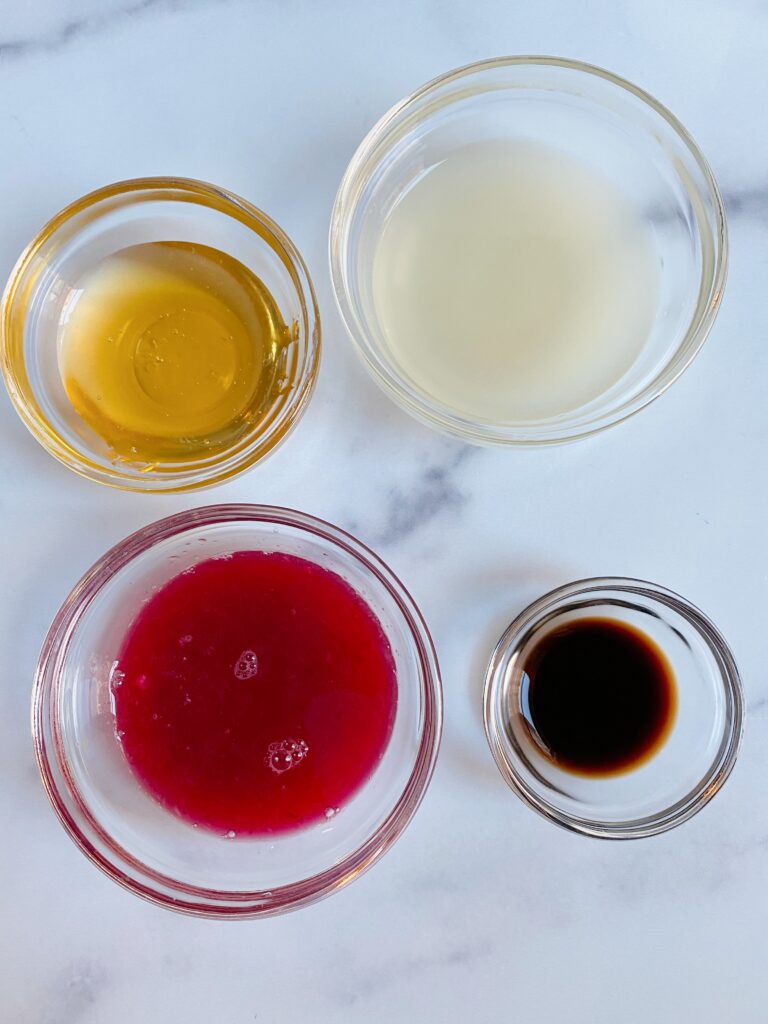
[112,551,398,835]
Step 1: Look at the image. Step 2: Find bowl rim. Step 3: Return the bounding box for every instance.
[482,575,744,838]
[32,504,443,917]
[329,55,728,445]
[1,176,321,492]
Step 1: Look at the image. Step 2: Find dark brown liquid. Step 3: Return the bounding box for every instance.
[523,617,676,777]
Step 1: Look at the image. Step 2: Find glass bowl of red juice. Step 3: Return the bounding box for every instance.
[33,505,442,917]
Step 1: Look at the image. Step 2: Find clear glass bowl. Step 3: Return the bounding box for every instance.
[330,56,727,444]
[33,505,442,917]
[483,578,743,838]
[1,178,320,491]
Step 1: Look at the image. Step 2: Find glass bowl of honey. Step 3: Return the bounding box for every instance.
[1,178,320,491]
[330,57,727,444]
[32,505,442,917]
[483,578,743,838]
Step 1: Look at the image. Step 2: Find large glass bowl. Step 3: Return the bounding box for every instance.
[33,506,442,917]
[330,56,727,444]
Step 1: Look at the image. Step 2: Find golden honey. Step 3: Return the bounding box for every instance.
[59,241,290,464]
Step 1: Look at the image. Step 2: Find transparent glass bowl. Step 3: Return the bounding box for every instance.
[330,56,727,444]
[33,505,442,917]
[483,578,743,838]
[1,178,320,491]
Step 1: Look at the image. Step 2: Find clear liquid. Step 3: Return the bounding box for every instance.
[372,140,660,422]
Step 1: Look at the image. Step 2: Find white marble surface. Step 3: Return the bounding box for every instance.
[1,1,767,1020]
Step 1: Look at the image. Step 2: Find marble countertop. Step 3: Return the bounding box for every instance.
[1,1,767,1021]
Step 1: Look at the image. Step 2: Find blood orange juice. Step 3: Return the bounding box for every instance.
[112,551,397,836]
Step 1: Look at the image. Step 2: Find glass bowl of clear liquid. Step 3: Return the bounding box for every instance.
[330,56,727,445]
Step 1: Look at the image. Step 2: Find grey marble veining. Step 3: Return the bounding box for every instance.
[371,445,475,547]
[0,0,209,60]
[722,185,768,222]
[43,962,108,1024]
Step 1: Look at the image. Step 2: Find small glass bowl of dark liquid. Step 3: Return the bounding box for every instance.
[483,578,743,838]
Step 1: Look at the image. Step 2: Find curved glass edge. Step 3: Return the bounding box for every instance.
[32,505,443,916]
[482,576,744,839]
[1,179,321,492]
[329,56,728,447]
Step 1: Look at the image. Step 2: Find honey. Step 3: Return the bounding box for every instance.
[58,241,290,464]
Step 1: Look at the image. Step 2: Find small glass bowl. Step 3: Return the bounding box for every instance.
[1,178,320,492]
[330,56,727,444]
[483,578,743,838]
[33,505,442,917]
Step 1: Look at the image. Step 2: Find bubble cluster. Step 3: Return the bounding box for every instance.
[109,661,125,691]
[234,649,259,680]
[265,738,309,775]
